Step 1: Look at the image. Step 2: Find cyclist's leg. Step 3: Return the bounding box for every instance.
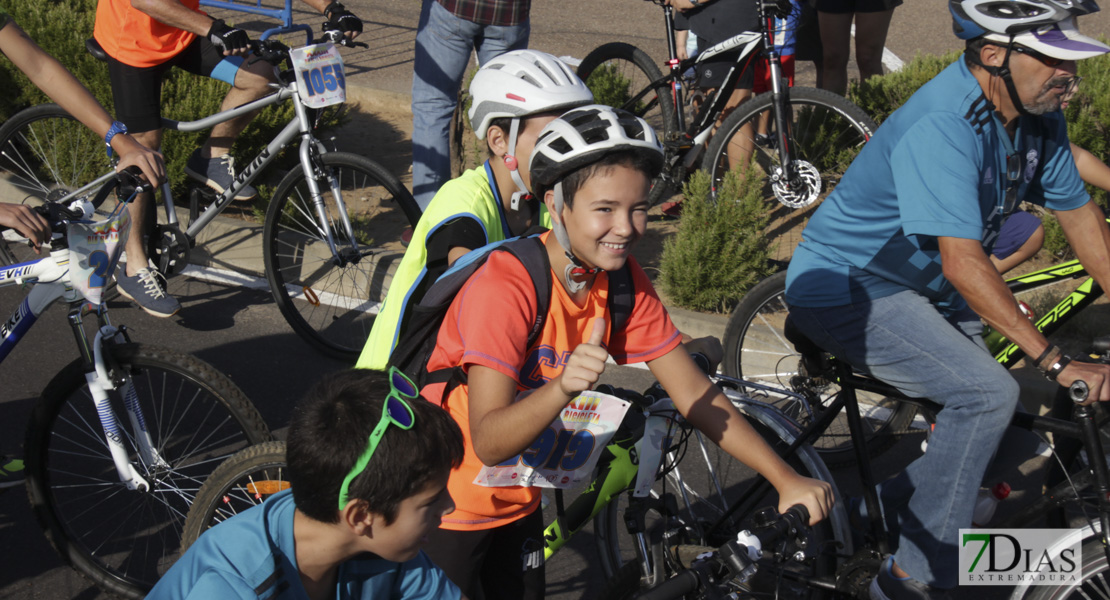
[105,55,165,280]
[790,291,1019,589]
[852,6,897,83]
[411,1,484,209]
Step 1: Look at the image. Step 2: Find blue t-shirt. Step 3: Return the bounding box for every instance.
[149,490,461,600]
[786,59,1088,313]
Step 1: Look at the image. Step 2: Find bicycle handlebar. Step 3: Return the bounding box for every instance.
[247,28,366,68]
[635,505,811,600]
[2,168,150,240]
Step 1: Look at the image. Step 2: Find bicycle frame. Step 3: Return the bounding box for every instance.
[0,238,163,492]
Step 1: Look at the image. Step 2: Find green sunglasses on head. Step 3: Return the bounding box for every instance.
[337,367,418,511]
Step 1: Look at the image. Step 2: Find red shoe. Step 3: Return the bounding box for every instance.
[661,201,684,218]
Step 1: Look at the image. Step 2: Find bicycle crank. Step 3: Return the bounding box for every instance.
[149,223,192,278]
[770,161,821,209]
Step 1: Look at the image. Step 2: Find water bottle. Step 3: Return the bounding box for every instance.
[972,482,1011,527]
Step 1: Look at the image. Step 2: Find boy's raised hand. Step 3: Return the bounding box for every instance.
[558,318,609,397]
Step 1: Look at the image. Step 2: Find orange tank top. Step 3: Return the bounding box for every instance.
[94,0,201,67]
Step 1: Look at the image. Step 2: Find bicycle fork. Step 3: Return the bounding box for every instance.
[293,101,359,264]
[79,313,166,492]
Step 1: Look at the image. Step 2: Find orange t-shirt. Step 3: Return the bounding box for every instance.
[423,235,681,531]
[94,0,201,68]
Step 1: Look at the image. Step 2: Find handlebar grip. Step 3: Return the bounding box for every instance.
[690,352,712,375]
[1070,380,1090,404]
[785,504,810,526]
[637,570,700,600]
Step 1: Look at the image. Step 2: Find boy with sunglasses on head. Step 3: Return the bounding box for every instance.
[149,369,465,600]
[418,105,833,600]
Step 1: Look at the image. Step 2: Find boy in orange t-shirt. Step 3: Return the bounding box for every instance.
[420,105,834,600]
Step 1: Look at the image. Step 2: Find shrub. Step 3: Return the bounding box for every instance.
[659,168,773,313]
[0,0,340,201]
[849,51,961,125]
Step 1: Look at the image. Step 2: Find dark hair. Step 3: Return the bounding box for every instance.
[534,149,657,209]
[485,117,513,157]
[964,37,996,68]
[286,369,464,524]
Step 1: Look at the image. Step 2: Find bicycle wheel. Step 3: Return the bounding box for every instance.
[1016,536,1108,600]
[180,441,288,551]
[577,42,679,207]
[24,343,272,599]
[702,87,877,263]
[592,396,844,597]
[721,270,918,469]
[263,151,420,362]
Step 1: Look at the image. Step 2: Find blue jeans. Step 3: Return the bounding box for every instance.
[790,291,1018,588]
[411,0,529,209]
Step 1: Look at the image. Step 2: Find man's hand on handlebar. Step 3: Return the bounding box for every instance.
[324,1,362,41]
[0,203,50,253]
[207,19,252,57]
[1059,361,1110,405]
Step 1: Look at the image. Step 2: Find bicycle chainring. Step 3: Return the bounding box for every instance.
[149,223,192,277]
[770,161,821,209]
[836,548,883,599]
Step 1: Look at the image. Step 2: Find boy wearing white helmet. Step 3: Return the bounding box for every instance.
[784,1,1110,597]
[419,105,833,600]
[356,50,593,370]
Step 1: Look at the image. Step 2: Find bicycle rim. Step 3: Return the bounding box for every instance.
[593,403,840,597]
[263,152,419,362]
[181,441,288,550]
[721,272,918,469]
[703,88,877,263]
[1016,537,1108,600]
[24,344,271,598]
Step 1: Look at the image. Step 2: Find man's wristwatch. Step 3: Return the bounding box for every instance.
[104,121,128,159]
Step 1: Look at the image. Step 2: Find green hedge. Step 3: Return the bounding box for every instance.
[0,0,330,204]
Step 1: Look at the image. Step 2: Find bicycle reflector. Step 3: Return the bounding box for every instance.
[337,367,418,510]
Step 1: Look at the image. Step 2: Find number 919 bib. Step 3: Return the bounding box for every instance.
[290,43,347,108]
[473,391,630,489]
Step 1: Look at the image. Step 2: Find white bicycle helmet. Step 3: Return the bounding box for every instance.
[468,50,594,140]
[950,0,1098,38]
[529,105,663,289]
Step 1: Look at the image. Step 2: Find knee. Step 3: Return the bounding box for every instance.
[235,63,275,94]
[979,374,1021,417]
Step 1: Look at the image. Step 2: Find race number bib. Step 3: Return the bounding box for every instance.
[473,391,631,489]
[68,209,130,307]
[633,398,682,498]
[290,43,347,108]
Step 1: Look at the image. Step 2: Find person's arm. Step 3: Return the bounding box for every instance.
[0,22,165,185]
[648,346,833,525]
[467,319,610,465]
[940,231,1110,402]
[1073,143,1110,192]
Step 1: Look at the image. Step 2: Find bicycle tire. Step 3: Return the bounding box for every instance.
[592,395,844,597]
[24,343,272,599]
[720,270,918,468]
[263,151,420,362]
[702,87,877,263]
[0,104,112,265]
[1013,536,1106,600]
[577,42,679,207]
[181,441,288,551]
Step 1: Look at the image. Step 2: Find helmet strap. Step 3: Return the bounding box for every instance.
[550,182,599,293]
[979,39,1033,118]
[505,118,532,211]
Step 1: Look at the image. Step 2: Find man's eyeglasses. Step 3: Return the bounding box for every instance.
[337,367,418,510]
[1010,45,1067,68]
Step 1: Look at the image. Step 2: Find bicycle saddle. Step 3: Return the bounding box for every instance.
[85,38,108,62]
[783,314,835,379]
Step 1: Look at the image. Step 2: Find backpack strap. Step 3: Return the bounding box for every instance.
[424,237,553,397]
[607,263,635,335]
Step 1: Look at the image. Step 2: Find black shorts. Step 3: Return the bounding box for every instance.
[816,0,903,13]
[106,35,244,133]
[423,510,546,600]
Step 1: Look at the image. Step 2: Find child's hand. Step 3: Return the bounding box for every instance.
[558,318,609,397]
[775,474,834,526]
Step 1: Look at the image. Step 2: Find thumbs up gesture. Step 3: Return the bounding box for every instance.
[558,318,610,397]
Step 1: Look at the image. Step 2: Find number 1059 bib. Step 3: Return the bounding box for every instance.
[290,43,347,108]
[473,391,630,489]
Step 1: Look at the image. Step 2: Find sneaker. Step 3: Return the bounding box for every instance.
[116,265,181,318]
[184,149,258,201]
[0,455,25,489]
[870,557,948,600]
